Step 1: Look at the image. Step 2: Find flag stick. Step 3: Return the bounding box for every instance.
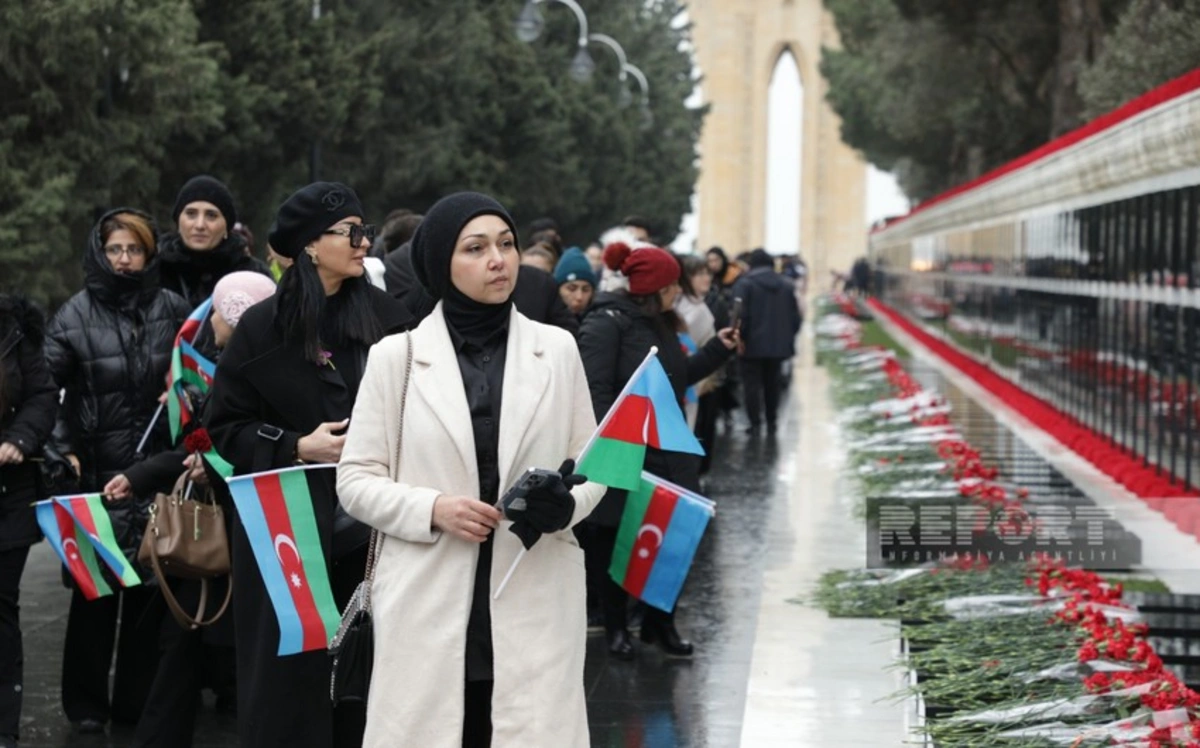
[492,547,525,600]
[494,347,661,601]
[134,402,165,456]
[225,462,337,482]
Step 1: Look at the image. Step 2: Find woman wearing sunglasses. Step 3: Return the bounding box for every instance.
[207,182,416,748]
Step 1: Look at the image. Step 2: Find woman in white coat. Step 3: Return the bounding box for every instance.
[337,192,605,748]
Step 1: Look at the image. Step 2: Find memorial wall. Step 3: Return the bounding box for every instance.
[870,70,1200,488]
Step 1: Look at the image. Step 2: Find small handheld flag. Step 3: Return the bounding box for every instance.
[609,472,714,613]
[576,348,704,491]
[54,495,141,588]
[168,298,216,442]
[36,501,114,600]
[494,349,707,599]
[226,464,342,655]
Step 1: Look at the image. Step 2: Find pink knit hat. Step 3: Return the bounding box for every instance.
[212,271,276,329]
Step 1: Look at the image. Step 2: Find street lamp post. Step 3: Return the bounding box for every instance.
[623,63,654,129]
[587,33,633,109]
[514,0,595,82]
[310,0,322,182]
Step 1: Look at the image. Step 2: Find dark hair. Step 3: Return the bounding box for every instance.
[275,256,382,364]
[528,229,562,258]
[232,222,255,253]
[623,215,652,234]
[624,290,684,337]
[528,217,559,235]
[384,207,415,224]
[677,254,709,299]
[381,213,422,254]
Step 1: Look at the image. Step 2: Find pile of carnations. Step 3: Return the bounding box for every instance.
[811,297,1198,746]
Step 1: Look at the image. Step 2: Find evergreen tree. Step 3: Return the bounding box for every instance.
[0,0,221,304]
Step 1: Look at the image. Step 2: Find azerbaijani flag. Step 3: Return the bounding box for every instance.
[678,333,699,406]
[54,495,141,588]
[609,472,715,613]
[577,350,704,491]
[168,298,216,442]
[35,501,114,601]
[226,465,341,655]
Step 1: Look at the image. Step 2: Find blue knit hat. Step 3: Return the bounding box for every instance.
[554,247,597,288]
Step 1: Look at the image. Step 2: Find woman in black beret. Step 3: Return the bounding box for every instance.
[207,182,415,748]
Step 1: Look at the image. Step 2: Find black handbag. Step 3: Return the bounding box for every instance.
[329,333,411,704]
[329,531,379,703]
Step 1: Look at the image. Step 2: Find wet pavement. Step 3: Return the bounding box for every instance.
[13,389,799,746]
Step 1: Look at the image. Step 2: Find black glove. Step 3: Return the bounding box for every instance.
[507,459,588,550]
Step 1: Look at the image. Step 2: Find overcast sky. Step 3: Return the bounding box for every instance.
[672,51,910,255]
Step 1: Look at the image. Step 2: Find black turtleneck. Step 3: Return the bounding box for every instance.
[445,303,510,684]
[442,285,512,345]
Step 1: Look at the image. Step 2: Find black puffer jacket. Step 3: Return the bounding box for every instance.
[45,208,192,554]
[157,231,269,309]
[0,297,58,549]
[578,292,732,526]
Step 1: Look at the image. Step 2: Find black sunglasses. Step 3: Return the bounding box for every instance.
[323,223,376,249]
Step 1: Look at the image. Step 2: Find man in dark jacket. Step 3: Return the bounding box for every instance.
[731,249,802,434]
[383,241,578,334]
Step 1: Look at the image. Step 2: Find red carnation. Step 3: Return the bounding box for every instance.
[184,428,213,454]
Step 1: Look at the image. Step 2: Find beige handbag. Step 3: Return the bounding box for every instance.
[137,474,232,629]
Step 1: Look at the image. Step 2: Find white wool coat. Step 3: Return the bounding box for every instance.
[337,304,605,747]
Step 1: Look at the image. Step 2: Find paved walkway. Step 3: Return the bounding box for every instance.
[13,342,913,747]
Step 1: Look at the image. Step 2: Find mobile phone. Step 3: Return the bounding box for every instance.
[729,297,744,330]
[498,467,560,517]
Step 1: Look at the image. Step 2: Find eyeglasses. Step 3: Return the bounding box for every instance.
[322,224,376,249]
[103,244,146,259]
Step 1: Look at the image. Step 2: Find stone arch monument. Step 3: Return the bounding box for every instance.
[690,0,866,285]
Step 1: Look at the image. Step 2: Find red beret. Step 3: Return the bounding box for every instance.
[603,242,680,296]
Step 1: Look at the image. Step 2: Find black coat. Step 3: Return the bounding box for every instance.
[578,292,731,526]
[731,267,802,359]
[206,285,414,748]
[45,208,192,557]
[0,297,58,549]
[383,244,579,334]
[157,232,270,310]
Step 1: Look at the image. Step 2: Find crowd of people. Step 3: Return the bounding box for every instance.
[0,175,808,748]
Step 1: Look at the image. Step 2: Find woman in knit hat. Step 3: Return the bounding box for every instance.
[207,182,415,748]
[553,246,597,319]
[576,242,739,661]
[337,191,606,747]
[157,175,270,309]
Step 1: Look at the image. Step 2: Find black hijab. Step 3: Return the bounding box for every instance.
[410,192,519,342]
